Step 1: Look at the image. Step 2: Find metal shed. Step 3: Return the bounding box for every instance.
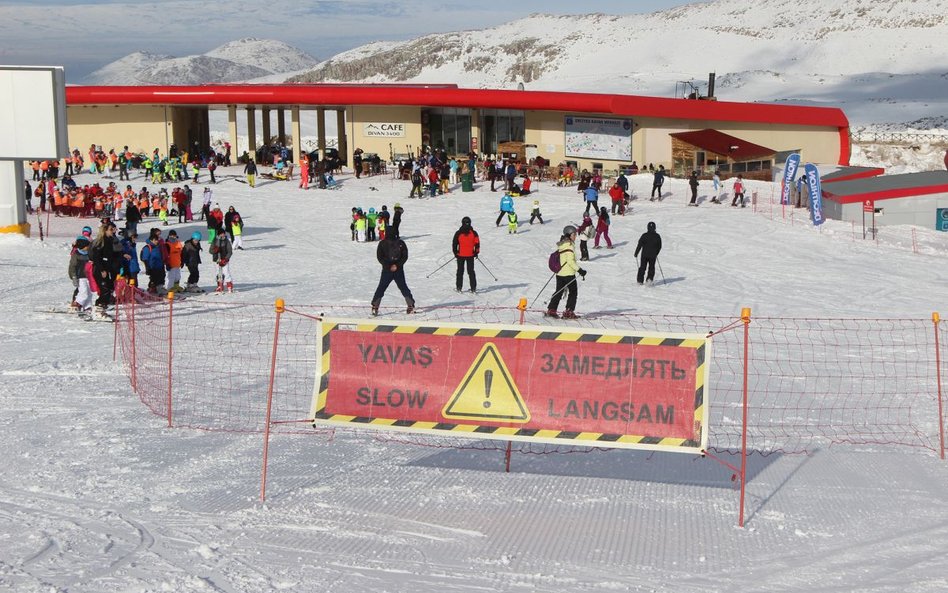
[821,171,948,228]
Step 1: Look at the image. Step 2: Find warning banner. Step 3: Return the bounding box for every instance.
[311,319,711,453]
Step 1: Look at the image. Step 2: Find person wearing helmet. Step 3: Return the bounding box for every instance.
[547,226,585,319]
[182,231,204,292]
[634,221,663,285]
[452,216,480,293]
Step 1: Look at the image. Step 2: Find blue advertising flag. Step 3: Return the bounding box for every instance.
[804,163,824,226]
[781,153,801,206]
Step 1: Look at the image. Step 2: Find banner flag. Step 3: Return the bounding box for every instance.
[781,153,801,206]
[804,163,824,225]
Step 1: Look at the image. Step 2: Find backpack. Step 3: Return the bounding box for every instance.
[548,250,563,273]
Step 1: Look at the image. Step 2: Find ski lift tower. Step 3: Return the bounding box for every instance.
[675,79,703,100]
[0,66,69,237]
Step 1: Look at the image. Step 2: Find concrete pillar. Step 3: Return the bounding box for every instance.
[336,109,348,167]
[316,108,326,156]
[470,109,480,156]
[247,107,257,163]
[277,108,286,146]
[0,161,29,236]
[227,105,238,164]
[291,107,302,165]
[261,107,271,147]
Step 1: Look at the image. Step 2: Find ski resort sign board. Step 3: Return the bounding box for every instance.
[311,318,711,454]
[362,123,405,138]
[564,116,633,161]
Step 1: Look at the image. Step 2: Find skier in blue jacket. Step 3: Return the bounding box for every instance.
[496,193,515,226]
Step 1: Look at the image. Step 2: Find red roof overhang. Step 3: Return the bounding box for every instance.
[823,183,948,204]
[65,84,849,127]
[669,128,776,161]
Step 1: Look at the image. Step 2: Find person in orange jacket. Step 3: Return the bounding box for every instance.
[299,153,310,189]
[162,229,184,292]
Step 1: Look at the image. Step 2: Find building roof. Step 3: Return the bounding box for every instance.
[669,129,777,161]
[821,171,948,204]
[821,165,886,184]
[65,84,849,129]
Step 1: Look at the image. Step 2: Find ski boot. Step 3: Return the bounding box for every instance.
[226,282,234,293]
[562,310,578,320]
[215,281,224,294]
[545,309,559,318]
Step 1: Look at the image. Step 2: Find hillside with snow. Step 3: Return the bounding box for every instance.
[83,38,318,85]
[284,0,948,128]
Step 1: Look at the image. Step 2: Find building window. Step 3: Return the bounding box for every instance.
[423,108,471,157]
[479,109,525,156]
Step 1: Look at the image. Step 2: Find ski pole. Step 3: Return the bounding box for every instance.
[425,257,454,278]
[530,274,556,307]
[657,258,666,286]
[475,256,498,281]
[544,277,578,306]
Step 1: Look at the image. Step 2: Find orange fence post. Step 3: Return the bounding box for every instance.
[260,298,286,502]
[130,287,137,393]
[113,280,121,361]
[506,298,529,473]
[739,307,752,527]
[166,291,174,428]
[934,312,945,460]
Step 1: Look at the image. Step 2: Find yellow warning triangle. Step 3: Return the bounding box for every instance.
[442,342,530,423]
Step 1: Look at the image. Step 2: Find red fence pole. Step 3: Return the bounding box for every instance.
[739,307,752,527]
[166,291,174,428]
[130,287,137,393]
[113,281,120,361]
[260,298,285,502]
[934,312,945,460]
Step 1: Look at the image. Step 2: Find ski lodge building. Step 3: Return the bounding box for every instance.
[64,84,850,177]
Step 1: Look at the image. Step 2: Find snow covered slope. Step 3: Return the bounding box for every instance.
[3,165,948,591]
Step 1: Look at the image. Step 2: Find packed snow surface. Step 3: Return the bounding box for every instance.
[2,164,948,592]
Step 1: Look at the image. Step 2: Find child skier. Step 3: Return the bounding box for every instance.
[731,174,746,207]
[230,212,244,250]
[577,214,593,261]
[355,210,367,242]
[529,199,544,225]
[163,230,184,292]
[594,207,613,249]
[507,209,519,234]
[366,208,378,241]
[71,236,97,315]
[182,232,203,292]
[210,228,234,293]
[350,207,359,241]
[140,234,166,294]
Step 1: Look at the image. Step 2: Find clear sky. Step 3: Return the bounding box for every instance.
[0,1,702,82]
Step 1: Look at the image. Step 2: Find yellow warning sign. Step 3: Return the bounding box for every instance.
[442,342,530,423]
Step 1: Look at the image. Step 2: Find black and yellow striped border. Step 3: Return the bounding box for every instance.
[311,319,709,453]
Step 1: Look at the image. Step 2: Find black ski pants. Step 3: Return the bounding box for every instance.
[637,256,657,284]
[371,267,414,308]
[456,257,476,292]
[548,275,577,313]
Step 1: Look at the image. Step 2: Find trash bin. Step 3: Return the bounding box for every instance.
[461,172,474,192]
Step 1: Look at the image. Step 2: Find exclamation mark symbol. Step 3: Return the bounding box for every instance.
[483,369,493,409]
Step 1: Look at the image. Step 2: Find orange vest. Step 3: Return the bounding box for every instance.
[165,240,183,268]
[152,198,161,211]
[72,193,84,208]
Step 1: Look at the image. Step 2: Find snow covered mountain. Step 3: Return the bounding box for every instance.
[83,38,318,85]
[284,0,948,127]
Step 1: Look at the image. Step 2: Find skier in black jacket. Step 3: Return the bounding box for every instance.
[371,234,415,316]
[634,221,662,285]
[650,165,665,200]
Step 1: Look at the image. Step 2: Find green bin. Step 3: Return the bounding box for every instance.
[461,172,474,192]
